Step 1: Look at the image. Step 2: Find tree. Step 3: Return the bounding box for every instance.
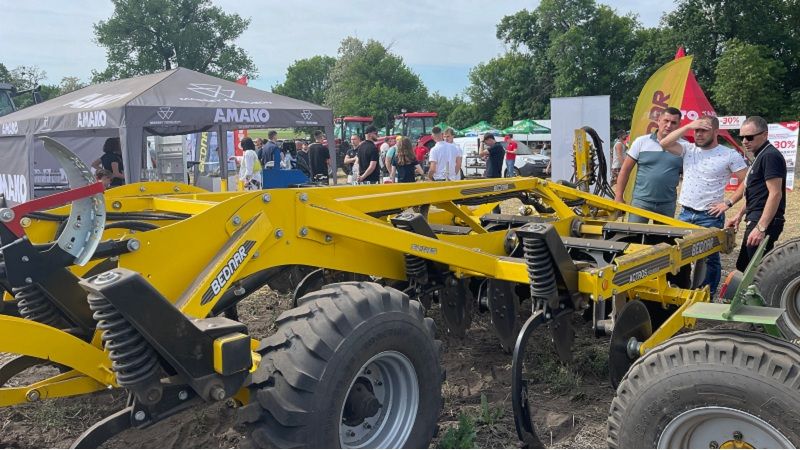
[447,103,481,130]
[325,37,428,128]
[93,0,257,81]
[712,39,786,120]
[59,77,86,94]
[0,63,11,83]
[10,65,47,90]
[272,56,336,105]
[425,93,470,125]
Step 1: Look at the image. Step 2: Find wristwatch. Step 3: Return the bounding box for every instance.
[755,223,767,233]
[725,199,733,207]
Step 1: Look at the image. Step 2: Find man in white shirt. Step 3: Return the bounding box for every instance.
[660,115,748,296]
[428,127,462,181]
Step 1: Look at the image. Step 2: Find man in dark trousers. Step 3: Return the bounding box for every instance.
[725,116,787,271]
[480,133,505,178]
[356,125,381,184]
[308,130,330,182]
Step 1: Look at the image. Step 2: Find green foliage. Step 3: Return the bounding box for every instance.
[325,37,428,128]
[712,40,787,120]
[447,102,481,129]
[438,413,476,449]
[478,393,503,426]
[0,63,11,83]
[272,56,336,106]
[93,0,257,82]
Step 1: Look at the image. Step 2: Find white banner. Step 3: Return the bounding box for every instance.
[550,96,610,184]
[718,115,745,130]
[767,122,798,190]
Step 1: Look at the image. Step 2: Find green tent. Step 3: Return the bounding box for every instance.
[459,120,502,136]
[502,119,550,134]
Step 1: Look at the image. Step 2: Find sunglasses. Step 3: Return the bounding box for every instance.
[741,131,766,141]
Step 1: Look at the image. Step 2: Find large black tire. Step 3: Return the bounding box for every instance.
[753,237,800,340]
[241,282,442,448]
[608,329,800,448]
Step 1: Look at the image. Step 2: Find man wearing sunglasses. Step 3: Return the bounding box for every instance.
[724,116,787,271]
[659,115,748,296]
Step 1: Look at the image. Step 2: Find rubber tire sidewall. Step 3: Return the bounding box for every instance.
[609,331,800,448]
[754,237,800,339]
[308,310,440,449]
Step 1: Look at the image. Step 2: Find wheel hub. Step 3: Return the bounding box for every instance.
[658,406,793,448]
[339,351,419,448]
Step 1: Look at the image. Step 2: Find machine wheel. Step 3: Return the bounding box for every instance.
[241,282,442,448]
[753,237,800,340]
[608,329,800,448]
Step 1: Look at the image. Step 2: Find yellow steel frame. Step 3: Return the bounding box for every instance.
[0,177,733,406]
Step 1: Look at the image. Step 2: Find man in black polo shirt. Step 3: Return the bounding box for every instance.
[308,130,330,181]
[479,133,505,178]
[725,116,787,271]
[356,125,381,184]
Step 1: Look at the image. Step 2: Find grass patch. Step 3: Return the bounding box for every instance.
[438,413,477,449]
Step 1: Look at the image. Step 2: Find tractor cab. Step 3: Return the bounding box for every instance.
[0,83,17,117]
[393,112,438,148]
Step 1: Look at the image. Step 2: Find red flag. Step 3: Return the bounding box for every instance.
[674,48,742,152]
[232,75,249,157]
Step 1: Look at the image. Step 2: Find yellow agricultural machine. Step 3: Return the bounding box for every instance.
[1,136,799,448]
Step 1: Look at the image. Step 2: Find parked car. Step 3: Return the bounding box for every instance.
[503,141,550,178]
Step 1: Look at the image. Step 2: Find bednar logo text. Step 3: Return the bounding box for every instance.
[0,173,28,203]
[201,240,257,305]
[213,108,269,124]
[1,121,18,135]
[77,110,107,128]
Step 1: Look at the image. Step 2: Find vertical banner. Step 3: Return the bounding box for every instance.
[232,75,249,157]
[768,121,798,191]
[624,56,693,202]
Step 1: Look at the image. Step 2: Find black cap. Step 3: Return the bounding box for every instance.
[365,125,378,134]
[483,132,495,140]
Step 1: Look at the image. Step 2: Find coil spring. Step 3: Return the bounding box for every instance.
[522,236,558,300]
[405,255,427,278]
[87,292,160,388]
[14,284,63,326]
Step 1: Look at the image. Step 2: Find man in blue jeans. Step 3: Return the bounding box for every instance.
[615,107,684,222]
[660,115,748,297]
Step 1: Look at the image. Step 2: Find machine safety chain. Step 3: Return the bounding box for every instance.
[87,289,162,404]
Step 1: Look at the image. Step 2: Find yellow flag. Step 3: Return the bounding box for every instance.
[624,56,693,202]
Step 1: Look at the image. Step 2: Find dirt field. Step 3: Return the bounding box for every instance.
[1,186,797,449]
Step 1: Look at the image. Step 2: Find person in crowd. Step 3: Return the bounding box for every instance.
[345,134,361,181]
[91,137,125,187]
[238,137,262,190]
[94,168,113,188]
[390,136,424,183]
[479,133,505,178]
[414,141,430,169]
[611,129,628,185]
[614,107,683,223]
[255,138,264,152]
[444,127,462,179]
[295,139,312,177]
[259,130,282,168]
[725,115,787,271]
[428,127,462,181]
[356,125,381,184]
[384,135,401,182]
[379,135,397,180]
[308,130,330,182]
[504,134,518,178]
[659,115,748,296]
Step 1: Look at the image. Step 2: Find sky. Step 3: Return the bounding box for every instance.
[1,0,675,98]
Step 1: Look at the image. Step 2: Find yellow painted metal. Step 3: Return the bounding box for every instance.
[212,333,250,375]
[0,371,107,406]
[638,283,707,354]
[0,316,116,388]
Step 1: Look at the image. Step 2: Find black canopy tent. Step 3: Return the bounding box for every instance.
[0,68,336,205]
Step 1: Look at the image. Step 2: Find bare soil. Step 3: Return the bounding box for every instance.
[1,187,797,449]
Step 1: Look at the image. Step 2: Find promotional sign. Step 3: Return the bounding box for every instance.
[625,56,693,202]
[768,121,798,190]
[718,116,746,130]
